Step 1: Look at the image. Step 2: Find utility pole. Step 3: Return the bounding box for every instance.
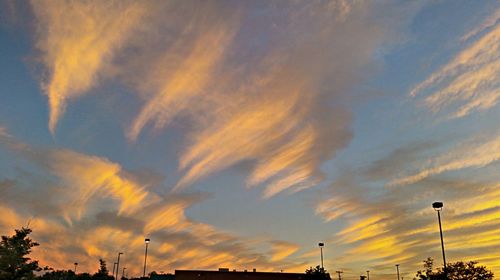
[115,253,123,280]
[396,264,400,280]
[336,270,343,280]
[122,267,126,280]
[112,263,117,278]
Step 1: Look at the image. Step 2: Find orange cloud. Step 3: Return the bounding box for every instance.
[0,129,307,275]
[270,241,300,262]
[28,0,382,198]
[128,15,239,141]
[31,0,145,133]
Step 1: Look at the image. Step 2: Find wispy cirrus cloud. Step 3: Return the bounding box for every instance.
[389,133,500,187]
[28,0,387,197]
[316,169,500,277]
[31,0,146,133]
[168,1,384,196]
[127,6,239,141]
[270,241,300,262]
[0,126,151,222]
[0,128,303,275]
[411,7,500,119]
[314,106,500,274]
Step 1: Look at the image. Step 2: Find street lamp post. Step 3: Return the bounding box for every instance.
[144,238,151,277]
[112,262,117,278]
[116,252,123,280]
[396,264,400,280]
[122,267,126,279]
[318,242,325,269]
[366,270,370,280]
[433,202,447,280]
[74,262,78,274]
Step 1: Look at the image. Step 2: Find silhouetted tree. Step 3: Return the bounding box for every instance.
[98,259,108,275]
[305,265,331,280]
[93,259,113,280]
[415,258,438,280]
[38,269,77,280]
[415,258,494,280]
[0,227,40,279]
[80,273,93,280]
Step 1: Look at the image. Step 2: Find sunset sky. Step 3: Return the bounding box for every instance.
[0,1,499,279]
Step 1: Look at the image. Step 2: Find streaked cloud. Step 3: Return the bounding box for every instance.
[0,129,303,275]
[28,0,386,197]
[3,1,499,278]
[31,0,146,133]
[169,1,383,196]
[0,127,151,222]
[270,241,300,262]
[315,3,500,264]
[315,137,500,276]
[127,8,239,141]
[411,8,500,119]
[389,133,500,187]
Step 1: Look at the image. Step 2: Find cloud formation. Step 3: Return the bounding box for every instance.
[316,166,500,277]
[166,1,383,196]
[32,0,146,133]
[0,129,303,275]
[411,7,500,119]
[270,241,300,262]
[29,0,386,197]
[389,133,500,187]
[312,9,500,276]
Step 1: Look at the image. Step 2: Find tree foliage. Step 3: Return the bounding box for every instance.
[305,265,331,280]
[93,259,113,280]
[38,269,81,280]
[0,227,40,280]
[415,257,494,280]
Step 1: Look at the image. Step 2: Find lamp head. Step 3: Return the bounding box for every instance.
[145,238,150,244]
[318,242,324,247]
[74,262,78,265]
[432,201,443,210]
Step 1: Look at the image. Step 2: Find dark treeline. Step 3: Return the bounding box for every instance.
[0,228,494,280]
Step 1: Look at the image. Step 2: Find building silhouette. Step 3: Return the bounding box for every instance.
[175,269,305,280]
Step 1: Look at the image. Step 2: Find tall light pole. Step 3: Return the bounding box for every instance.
[112,262,117,278]
[318,242,324,269]
[116,252,123,280]
[366,270,370,280]
[122,267,126,279]
[396,264,400,280]
[433,202,447,280]
[143,238,150,277]
[74,262,78,274]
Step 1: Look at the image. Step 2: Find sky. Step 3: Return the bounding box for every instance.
[0,0,499,279]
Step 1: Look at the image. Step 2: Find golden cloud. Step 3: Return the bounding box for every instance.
[0,129,306,275]
[32,0,146,133]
